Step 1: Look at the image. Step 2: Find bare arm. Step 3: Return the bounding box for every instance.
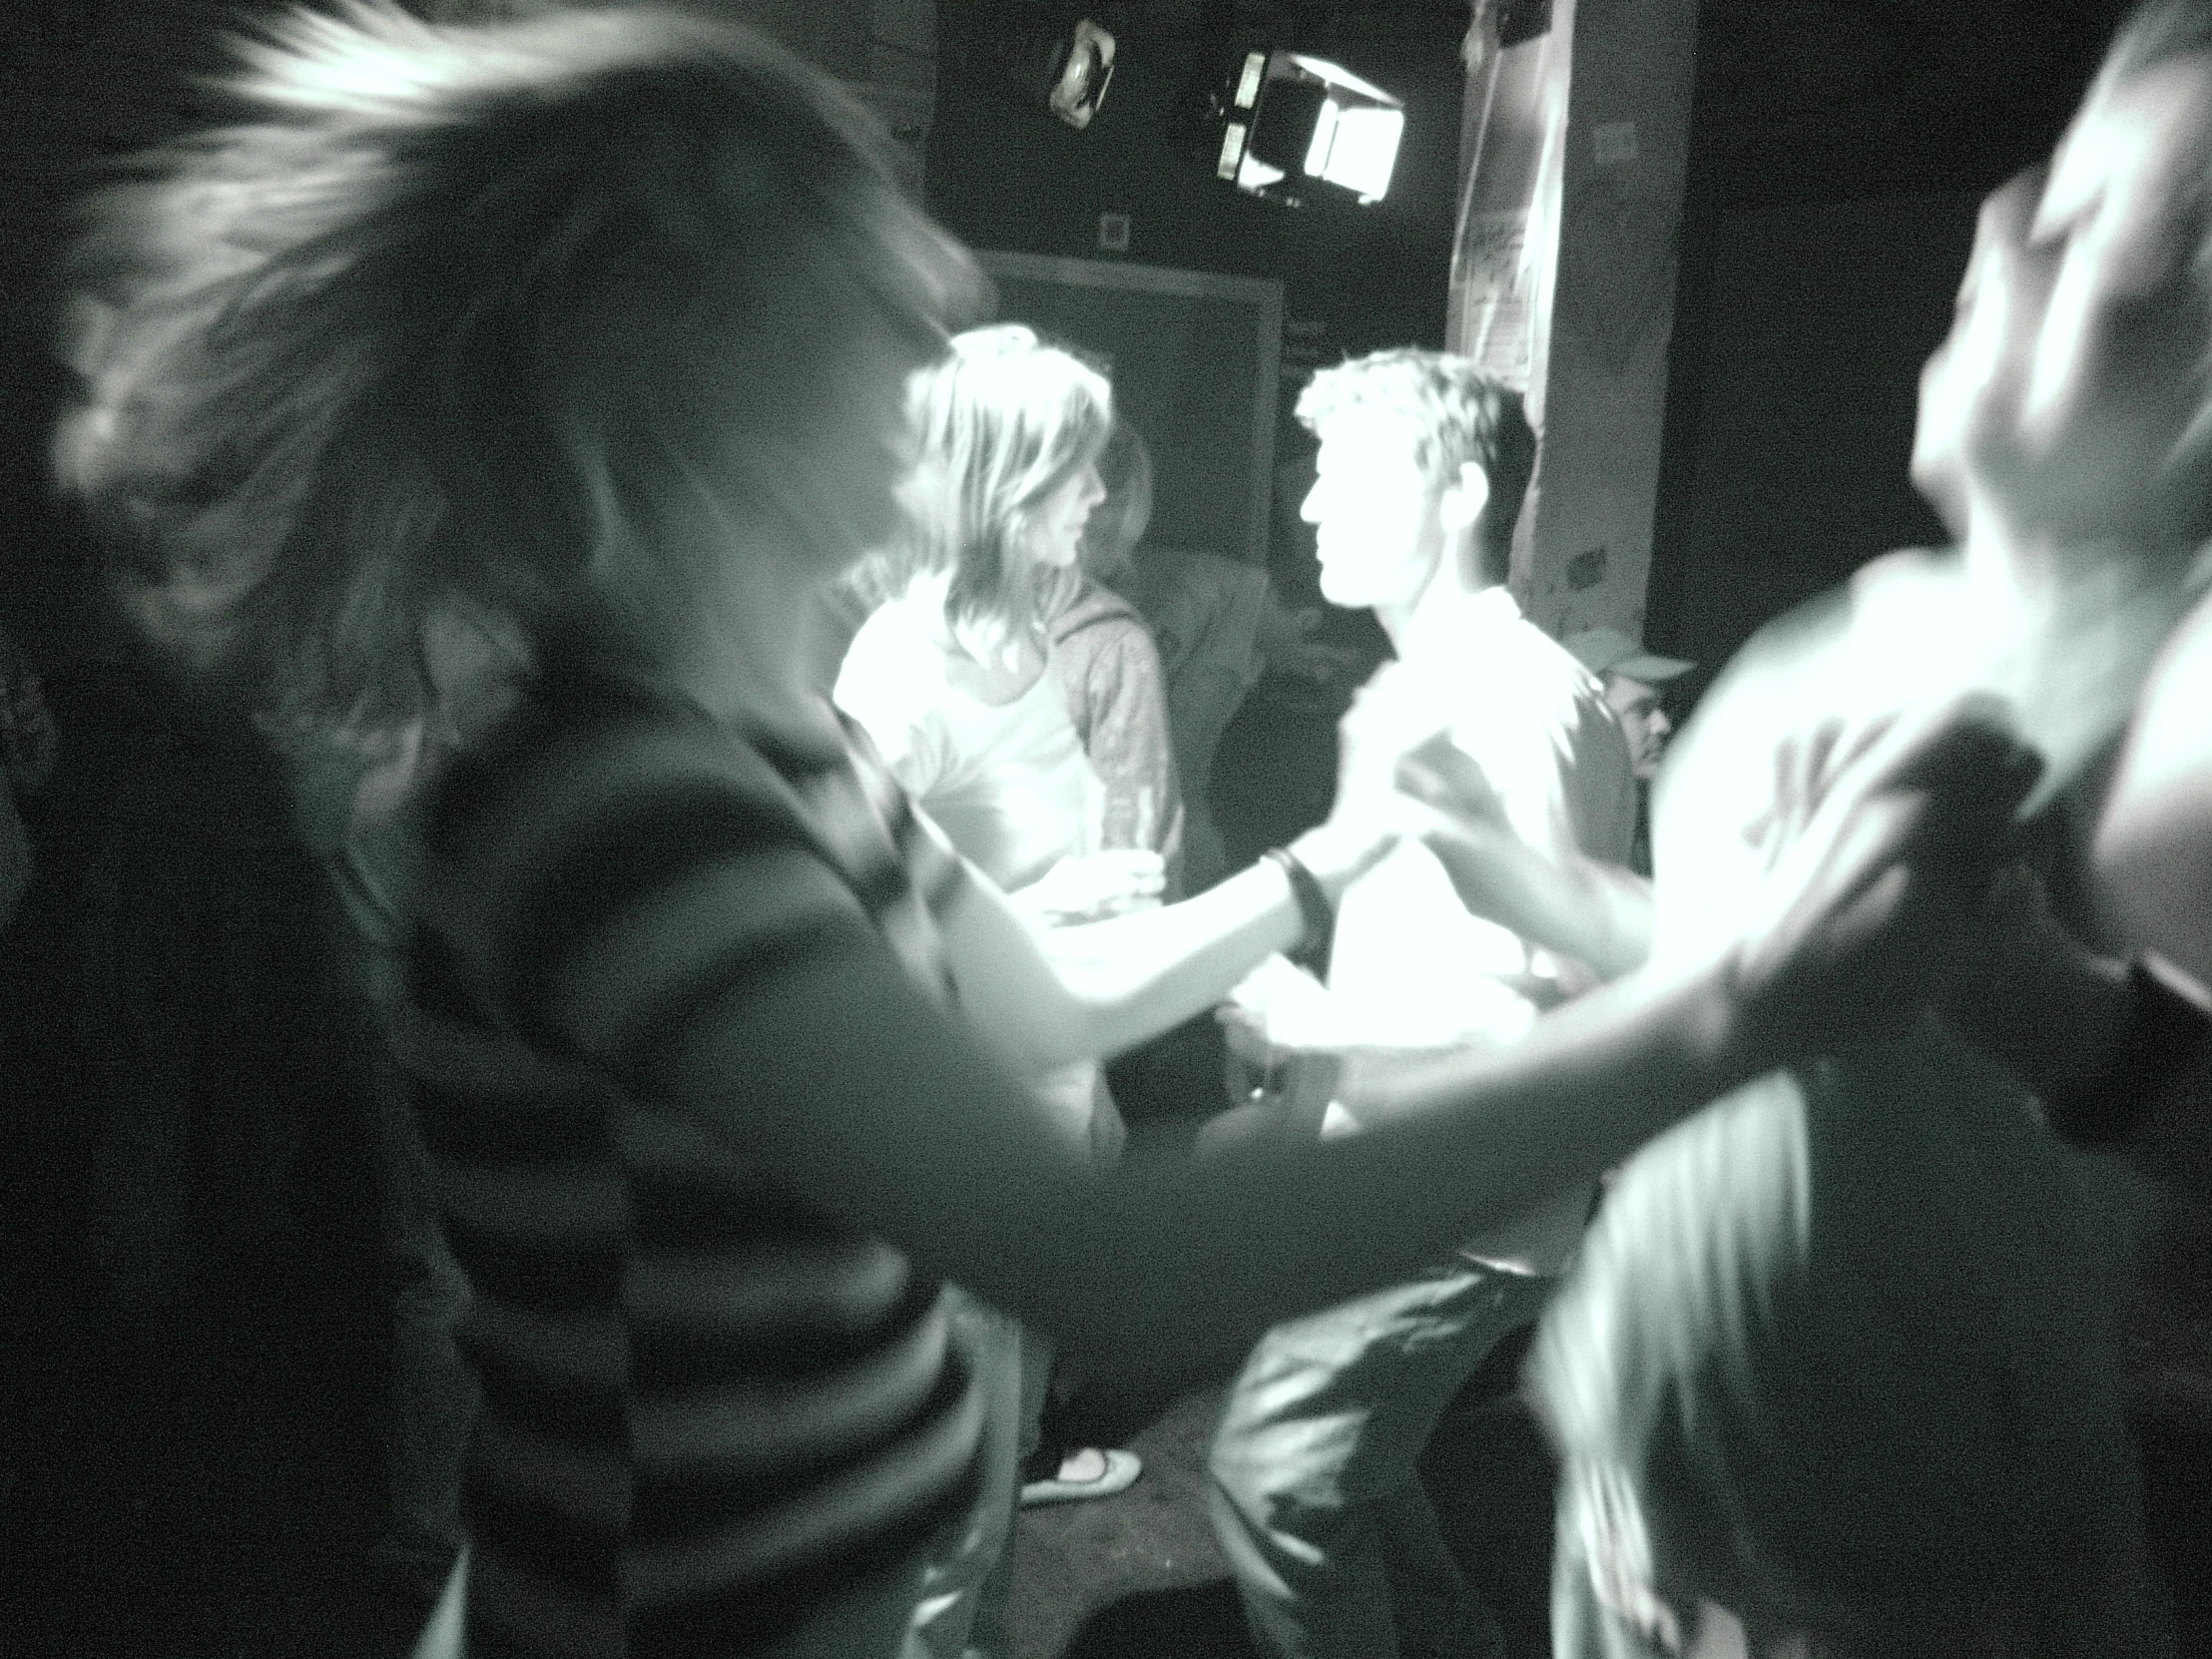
[1412,807,1655,980]
[434,685,2033,1397]
[648,859,1755,1383]
[937,813,1382,1070]
[651,699,2034,1382]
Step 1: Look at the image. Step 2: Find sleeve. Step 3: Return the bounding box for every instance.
[415,714,1049,1158]
[833,610,950,800]
[1075,624,1185,863]
[1647,582,1858,968]
[1468,655,1636,872]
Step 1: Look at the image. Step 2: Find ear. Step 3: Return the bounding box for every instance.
[1439,460,1490,533]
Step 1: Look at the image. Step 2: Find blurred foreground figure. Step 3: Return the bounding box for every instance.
[1531,4,2212,1652]
[53,5,2043,1656]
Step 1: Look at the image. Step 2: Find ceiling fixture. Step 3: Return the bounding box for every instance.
[1210,49,1405,207]
[997,17,1117,130]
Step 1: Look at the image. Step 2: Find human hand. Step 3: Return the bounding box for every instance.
[1213,970,1348,1139]
[1394,730,1510,836]
[1011,847,1166,926]
[1723,696,2044,1060]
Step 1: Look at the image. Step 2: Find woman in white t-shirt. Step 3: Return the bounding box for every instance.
[833,324,1155,1656]
[837,328,1162,1158]
[837,327,1152,918]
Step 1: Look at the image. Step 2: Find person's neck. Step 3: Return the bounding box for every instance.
[900,572,1046,701]
[1377,553,1491,660]
[652,550,847,753]
[1955,510,2203,808]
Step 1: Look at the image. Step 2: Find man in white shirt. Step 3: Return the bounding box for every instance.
[1208,348,1637,1659]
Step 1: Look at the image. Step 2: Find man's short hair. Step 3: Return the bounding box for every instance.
[1295,347,1535,587]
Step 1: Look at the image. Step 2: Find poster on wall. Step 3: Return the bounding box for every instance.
[1446,0,1576,418]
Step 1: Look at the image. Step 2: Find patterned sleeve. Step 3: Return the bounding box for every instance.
[416,698,986,1108]
[404,693,1008,1649]
[1074,623,1185,864]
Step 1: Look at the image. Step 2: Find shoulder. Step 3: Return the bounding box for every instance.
[838,599,945,695]
[1465,606,1613,740]
[423,683,800,871]
[415,679,869,1048]
[1053,584,1144,640]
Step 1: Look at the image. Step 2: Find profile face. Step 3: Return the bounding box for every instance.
[1603,673,1672,783]
[1302,413,1447,611]
[1912,53,2212,553]
[1026,460,1106,570]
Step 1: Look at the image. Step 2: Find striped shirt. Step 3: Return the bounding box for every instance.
[392,654,983,1657]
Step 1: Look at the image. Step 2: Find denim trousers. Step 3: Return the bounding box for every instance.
[1208,1260,1554,1659]
[900,1288,1049,1659]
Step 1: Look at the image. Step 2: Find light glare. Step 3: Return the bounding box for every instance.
[1236,52,1266,110]
[1319,105,1402,201]
[1236,151,1286,192]
[1303,100,1340,178]
[1218,122,1249,180]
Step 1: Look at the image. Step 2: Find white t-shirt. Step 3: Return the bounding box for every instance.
[1328,586,1638,1050]
[835,594,1104,893]
[1235,584,1638,1277]
[834,591,1111,1151]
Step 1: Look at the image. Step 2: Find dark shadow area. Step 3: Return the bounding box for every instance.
[1063,1578,1263,1659]
[2133,1400,2212,1656]
[0,661,411,1658]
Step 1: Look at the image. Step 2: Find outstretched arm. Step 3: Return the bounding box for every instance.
[431,692,2033,1385]
[935,811,1385,1070]
[1394,732,1655,979]
[661,698,2035,1381]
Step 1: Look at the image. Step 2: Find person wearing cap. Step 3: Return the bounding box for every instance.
[1562,627,1694,787]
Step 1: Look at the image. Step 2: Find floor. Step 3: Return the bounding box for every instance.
[1006,1373,1558,1659]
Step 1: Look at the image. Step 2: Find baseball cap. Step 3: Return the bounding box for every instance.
[1563,626,1694,683]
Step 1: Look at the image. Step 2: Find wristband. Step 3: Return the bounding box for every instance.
[1262,845,1335,978]
[2042,954,2212,1146]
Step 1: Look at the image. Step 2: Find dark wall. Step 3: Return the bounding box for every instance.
[1650,191,1974,682]
[1642,0,2133,696]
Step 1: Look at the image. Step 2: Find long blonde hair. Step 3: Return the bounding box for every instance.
[866,323,1111,657]
[54,1,981,741]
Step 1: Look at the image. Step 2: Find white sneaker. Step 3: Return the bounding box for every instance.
[1017,1447,1143,1506]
